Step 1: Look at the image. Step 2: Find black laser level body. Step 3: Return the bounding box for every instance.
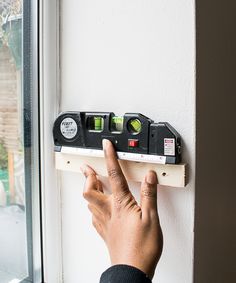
[53,112,182,164]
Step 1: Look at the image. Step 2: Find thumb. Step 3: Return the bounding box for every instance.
[140,170,158,217]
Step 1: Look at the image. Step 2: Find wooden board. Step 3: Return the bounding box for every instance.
[55,152,187,188]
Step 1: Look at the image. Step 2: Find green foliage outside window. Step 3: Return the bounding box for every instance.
[0,142,8,170]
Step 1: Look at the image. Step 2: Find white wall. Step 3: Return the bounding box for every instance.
[60,1,195,282]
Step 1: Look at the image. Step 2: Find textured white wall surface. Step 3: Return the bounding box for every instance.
[60,1,195,282]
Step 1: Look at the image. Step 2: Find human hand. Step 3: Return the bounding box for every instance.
[81,139,163,279]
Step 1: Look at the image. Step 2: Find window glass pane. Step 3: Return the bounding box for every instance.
[0,1,40,282]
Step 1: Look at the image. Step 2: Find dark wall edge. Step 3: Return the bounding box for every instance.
[194,1,236,282]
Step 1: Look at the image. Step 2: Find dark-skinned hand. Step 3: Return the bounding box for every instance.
[81,139,163,279]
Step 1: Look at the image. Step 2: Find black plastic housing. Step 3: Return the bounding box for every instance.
[53,111,182,164]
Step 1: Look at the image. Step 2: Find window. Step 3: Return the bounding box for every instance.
[0,1,42,282]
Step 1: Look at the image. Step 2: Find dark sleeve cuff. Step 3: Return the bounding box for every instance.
[100,264,152,283]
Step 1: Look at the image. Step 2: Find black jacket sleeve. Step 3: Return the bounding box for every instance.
[100,265,152,283]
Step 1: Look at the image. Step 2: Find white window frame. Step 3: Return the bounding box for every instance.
[39,0,63,282]
[25,1,43,281]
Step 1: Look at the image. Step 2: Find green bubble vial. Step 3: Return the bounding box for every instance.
[129,118,142,134]
[88,116,104,132]
[94,117,103,131]
[111,116,124,132]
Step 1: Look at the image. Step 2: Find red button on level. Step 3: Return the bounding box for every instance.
[128,139,139,147]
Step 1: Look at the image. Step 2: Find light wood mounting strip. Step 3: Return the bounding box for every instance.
[55,152,187,188]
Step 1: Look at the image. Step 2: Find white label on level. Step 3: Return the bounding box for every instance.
[164,138,175,156]
[60,147,166,164]
[60,118,78,139]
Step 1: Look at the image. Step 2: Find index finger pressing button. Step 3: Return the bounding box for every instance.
[103,139,130,196]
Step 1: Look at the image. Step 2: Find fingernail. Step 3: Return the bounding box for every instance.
[146,171,157,185]
[102,139,109,150]
[80,164,87,176]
